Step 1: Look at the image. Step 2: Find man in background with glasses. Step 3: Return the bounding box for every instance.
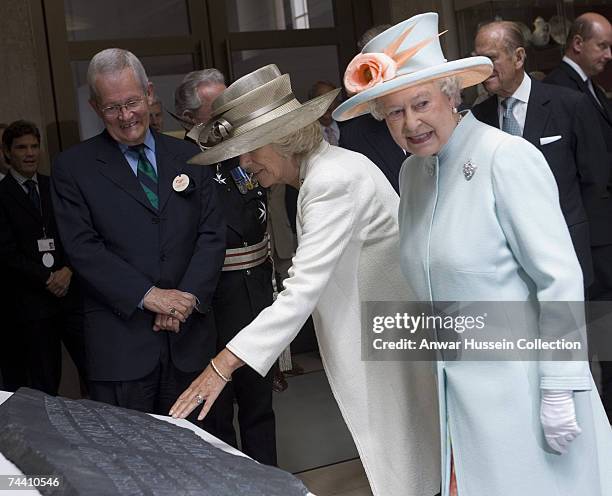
[51,49,226,430]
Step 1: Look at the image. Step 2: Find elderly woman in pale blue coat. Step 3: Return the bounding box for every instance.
[335,13,612,496]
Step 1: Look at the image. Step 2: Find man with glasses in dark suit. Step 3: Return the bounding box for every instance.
[51,49,225,426]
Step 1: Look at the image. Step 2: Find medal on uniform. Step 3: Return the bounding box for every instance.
[257,200,267,224]
[213,163,227,185]
[230,166,258,194]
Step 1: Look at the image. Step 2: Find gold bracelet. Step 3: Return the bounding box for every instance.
[210,358,231,383]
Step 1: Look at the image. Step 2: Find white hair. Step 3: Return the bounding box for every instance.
[87,48,149,101]
[369,76,463,121]
[174,69,226,117]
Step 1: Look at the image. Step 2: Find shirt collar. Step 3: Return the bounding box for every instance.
[320,121,339,135]
[437,110,472,163]
[498,72,531,105]
[562,56,589,82]
[10,168,37,186]
[117,128,156,155]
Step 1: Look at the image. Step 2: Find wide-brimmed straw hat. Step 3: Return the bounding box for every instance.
[332,12,493,121]
[188,64,340,165]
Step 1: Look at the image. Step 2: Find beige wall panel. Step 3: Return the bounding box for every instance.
[0,1,50,171]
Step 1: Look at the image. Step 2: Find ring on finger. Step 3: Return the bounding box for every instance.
[170,307,177,315]
[194,393,204,405]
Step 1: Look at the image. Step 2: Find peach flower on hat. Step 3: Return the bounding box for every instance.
[344,52,397,93]
[343,21,447,95]
[334,13,493,121]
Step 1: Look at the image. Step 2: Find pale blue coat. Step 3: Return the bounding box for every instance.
[399,112,612,496]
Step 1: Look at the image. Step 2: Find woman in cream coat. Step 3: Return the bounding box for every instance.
[169,65,440,496]
[334,13,612,496]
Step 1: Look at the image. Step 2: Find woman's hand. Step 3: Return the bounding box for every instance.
[540,390,582,454]
[169,348,244,421]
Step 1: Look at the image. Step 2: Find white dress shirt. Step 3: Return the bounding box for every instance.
[497,73,531,135]
[563,55,602,106]
[10,168,39,195]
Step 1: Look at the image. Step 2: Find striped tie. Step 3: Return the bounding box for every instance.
[501,97,522,136]
[130,144,158,209]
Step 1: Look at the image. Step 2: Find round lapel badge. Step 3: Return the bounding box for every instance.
[42,252,54,268]
[173,174,190,192]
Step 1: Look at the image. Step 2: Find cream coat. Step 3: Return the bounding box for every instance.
[228,142,440,496]
[399,112,612,496]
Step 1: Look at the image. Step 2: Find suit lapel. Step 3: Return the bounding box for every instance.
[221,158,245,237]
[561,62,612,125]
[523,80,551,146]
[155,135,183,214]
[4,174,41,222]
[473,96,499,128]
[37,175,55,228]
[560,61,585,92]
[593,84,612,125]
[95,132,158,214]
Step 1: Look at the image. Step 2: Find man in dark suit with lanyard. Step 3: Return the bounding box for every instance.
[0,120,86,394]
[472,21,609,291]
[545,13,612,422]
[51,49,226,424]
[174,69,277,465]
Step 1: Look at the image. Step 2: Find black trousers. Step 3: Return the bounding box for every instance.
[88,339,221,436]
[0,313,29,392]
[589,244,612,422]
[212,267,277,466]
[211,365,277,465]
[13,309,86,395]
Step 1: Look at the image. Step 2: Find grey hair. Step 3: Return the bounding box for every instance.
[477,21,526,53]
[174,69,226,117]
[271,121,323,159]
[369,76,463,120]
[87,48,149,101]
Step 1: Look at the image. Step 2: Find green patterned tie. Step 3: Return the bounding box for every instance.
[130,144,158,209]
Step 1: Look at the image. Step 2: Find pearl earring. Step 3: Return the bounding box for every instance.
[452,107,458,114]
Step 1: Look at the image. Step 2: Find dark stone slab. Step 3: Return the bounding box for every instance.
[0,388,310,496]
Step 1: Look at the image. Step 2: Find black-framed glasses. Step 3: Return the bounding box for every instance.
[99,97,146,118]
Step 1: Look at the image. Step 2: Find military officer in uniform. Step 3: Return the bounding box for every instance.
[174,69,277,465]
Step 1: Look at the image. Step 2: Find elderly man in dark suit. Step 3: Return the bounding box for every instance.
[51,49,226,422]
[0,120,86,395]
[544,13,612,422]
[472,21,609,290]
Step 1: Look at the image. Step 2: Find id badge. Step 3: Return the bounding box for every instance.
[37,238,55,252]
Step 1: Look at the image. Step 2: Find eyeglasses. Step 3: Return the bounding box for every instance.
[99,97,146,118]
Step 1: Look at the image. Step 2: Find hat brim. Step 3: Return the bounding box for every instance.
[188,89,340,165]
[332,56,492,122]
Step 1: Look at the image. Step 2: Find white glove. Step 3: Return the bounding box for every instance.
[540,390,582,454]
